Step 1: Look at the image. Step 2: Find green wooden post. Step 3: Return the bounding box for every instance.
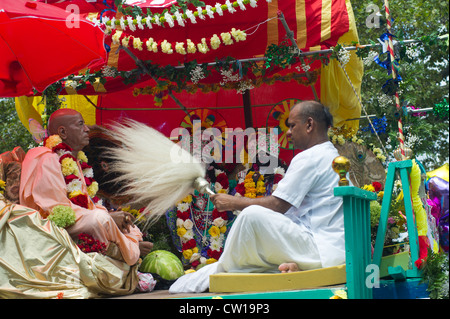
[372,160,421,278]
[334,186,377,299]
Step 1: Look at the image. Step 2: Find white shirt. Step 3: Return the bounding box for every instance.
[272,141,345,267]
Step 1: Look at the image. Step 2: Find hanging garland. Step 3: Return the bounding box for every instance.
[96,0,272,31]
[110,27,247,55]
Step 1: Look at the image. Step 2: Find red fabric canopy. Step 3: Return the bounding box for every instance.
[0,0,106,97]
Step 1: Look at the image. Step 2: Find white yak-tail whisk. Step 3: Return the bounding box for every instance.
[105,119,208,230]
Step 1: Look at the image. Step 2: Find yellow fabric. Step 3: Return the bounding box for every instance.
[295,0,307,49]
[14,95,98,134]
[0,200,138,299]
[426,163,449,182]
[320,0,332,42]
[320,0,363,133]
[410,160,438,252]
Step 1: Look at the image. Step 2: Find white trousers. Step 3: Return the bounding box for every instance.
[169,205,322,293]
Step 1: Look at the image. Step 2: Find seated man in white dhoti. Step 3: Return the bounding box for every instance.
[169,100,345,293]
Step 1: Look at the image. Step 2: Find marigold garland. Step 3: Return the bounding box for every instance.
[44,135,101,209]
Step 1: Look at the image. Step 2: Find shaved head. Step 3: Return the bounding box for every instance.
[47,108,90,154]
[48,108,82,135]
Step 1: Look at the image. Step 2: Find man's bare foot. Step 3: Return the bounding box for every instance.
[278,262,300,273]
[139,241,153,257]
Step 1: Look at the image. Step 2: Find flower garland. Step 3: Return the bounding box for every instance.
[97,0,271,31]
[110,27,247,55]
[44,135,101,209]
[328,126,387,163]
[77,232,107,254]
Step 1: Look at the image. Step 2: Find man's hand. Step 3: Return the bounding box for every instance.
[109,210,136,233]
[210,193,239,212]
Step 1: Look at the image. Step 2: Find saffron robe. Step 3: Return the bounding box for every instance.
[19,147,142,266]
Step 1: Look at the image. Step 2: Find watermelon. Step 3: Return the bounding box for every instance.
[139,250,184,281]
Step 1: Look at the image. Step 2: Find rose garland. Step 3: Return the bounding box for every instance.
[110,27,247,55]
[44,135,101,209]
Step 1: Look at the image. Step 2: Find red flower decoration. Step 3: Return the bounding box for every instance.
[274,174,283,184]
[80,162,91,170]
[235,183,246,196]
[182,239,196,250]
[77,232,106,254]
[84,177,94,186]
[207,248,222,260]
[216,173,229,189]
[177,210,190,221]
[212,208,228,220]
[59,153,76,163]
[372,181,382,192]
[70,193,89,208]
[64,174,79,184]
[52,143,72,154]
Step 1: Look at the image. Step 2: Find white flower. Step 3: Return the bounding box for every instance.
[237,80,255,94]
[225,0,236,13]
[109,17,116,29]
[67,179,82,193]
[83,167,94,178]
[164,12,175,28]
[175,42,187,55]
[146,38,158,52]
[176,218,184,228]
[363,51,378,66]
[205,5,214,18]
[101,65,117,78]
[127,16,136,31]
[190,65,205,84]
[200,257,207,264]
[214,182,223,193]
[197,38,209,54]
[221,32,233,45]
[189,253,200,263]
[145,15,152,29]
[136,15,144,30]
[237,0,246,10]
[250,0,258,8]
[197,7,205,20]
[230,28,246,42]
[215,3,224,16]
[174,11,185,27]
[337,47,351,67]
[183,219,194,230]
[177,202,189,212]
[153,14,161,26]
[220,69,240,85]
[274,167,285,176]
[119,17,126,30]
[185,9,196,24]
[213,217,226,228]
[161,40,173,54]
[133,37,143,51]
[186,39,197,54]
[183,229,194,241]
[112,30,122,44]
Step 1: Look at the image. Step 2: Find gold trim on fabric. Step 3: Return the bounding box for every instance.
[321,0,332,42]
[267,0,279,46]
[296,0,307,49]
